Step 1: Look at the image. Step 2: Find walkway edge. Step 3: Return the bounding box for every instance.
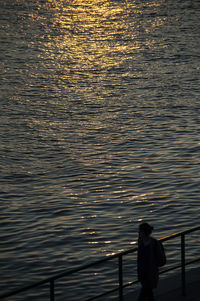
[124,266,200,301]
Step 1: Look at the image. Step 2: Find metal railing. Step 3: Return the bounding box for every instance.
[0,225,199,300]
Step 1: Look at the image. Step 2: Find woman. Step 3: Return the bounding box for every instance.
[137,222,165,301]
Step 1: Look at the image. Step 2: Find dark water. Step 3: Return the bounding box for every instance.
[0,0,200,299]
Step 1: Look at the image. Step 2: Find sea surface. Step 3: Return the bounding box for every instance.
[0,0,200,300]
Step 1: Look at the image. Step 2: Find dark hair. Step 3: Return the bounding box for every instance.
[139,222,154,235]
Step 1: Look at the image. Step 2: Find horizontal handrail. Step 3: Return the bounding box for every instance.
[0,225,199,300]
[159,225,200,242]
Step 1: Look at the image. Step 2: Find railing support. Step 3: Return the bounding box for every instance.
[181,233,186,296]
[50,279,55,301]
[0,226,199,301]
[118,255,123,301]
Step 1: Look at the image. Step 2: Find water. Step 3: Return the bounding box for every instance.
[0,0,200,299]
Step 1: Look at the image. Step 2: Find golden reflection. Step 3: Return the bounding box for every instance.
[24,0,169,107]
[130,241,137,245]
[30,0,167,72]
[88,241,98,244]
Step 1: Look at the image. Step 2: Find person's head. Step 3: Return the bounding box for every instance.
[139,222,153,238]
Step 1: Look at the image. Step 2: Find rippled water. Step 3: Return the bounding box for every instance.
[0,0,200,299]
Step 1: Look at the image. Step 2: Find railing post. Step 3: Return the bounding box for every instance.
[181,233,186,296]
[50,279,55,301]
[118,255,123,301]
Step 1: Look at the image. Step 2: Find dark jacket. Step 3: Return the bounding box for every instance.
[137,237,159,289]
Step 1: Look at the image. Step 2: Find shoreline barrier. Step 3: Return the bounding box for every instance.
[0,226,199,301]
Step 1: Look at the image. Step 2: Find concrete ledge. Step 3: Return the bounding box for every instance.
[124,267,200,301]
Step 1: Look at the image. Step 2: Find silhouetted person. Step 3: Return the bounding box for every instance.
[137,222,166,301]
